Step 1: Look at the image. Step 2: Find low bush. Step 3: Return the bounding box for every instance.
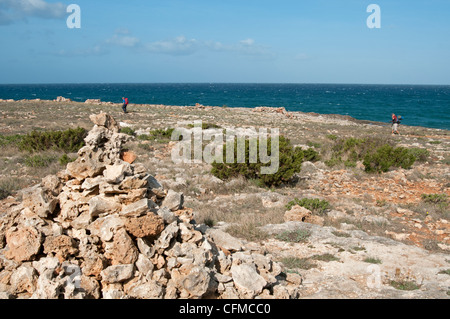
[24,154,57,168]
[0,134,23,147]
[286,197,330,214]
[187,123,221,130]
[407,147,430,162]
[120,127,135,136]
[303,148,321,162]
[275,229,312,243]
[211,135,305,187]
[280,257,317,270]
[59,154,76,166]
[18,127,86,153]
[363,145,416,173]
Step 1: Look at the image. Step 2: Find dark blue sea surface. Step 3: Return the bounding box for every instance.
[0,83,449,130]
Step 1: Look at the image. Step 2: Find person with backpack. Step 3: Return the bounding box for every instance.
[122,97,129,113]
[391,113,401,135]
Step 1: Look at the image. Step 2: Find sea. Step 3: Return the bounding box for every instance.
[0,83,449,130]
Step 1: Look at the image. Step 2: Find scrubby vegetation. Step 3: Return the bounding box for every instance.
[138,128,175,141]
[275,229,312,243]
[286,197,331,214]
[211,135,307,187]
[120,127,135,136]
[322,136,429,173]
[363,145,417,173]
[17,127,87,153]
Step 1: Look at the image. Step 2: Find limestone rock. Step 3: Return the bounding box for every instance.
[89,112,119,132]
[284,205,324,226]
[101,264,135,283]
[172,266,215,299]
[231,264,267,298]
[121,151,137,164]
[109,228,139,265]
[103,162,132,184]
[205,228,243,252]
[43,235,78,260]
[5,227,43,262]
[161,189,184,211]
[89,195,122,218]
[67,148,105,180]
[124,214,165,239]
[21,185,58,218]
[120,198,158,217]
[10,264,38,294]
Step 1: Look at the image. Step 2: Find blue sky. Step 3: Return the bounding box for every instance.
[1,0,449,84]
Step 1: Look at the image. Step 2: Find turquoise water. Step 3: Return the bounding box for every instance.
[0,83,449,130]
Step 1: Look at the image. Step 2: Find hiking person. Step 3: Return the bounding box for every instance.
[122,97,129,113]
[391,113,400,135]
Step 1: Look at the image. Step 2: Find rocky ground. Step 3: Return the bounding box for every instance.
[0,98,449,299]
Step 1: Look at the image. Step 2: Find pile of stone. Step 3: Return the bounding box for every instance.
[55,96,72,102]
[85,99,102,105]
[252,106,294,119]
[0,112,301,299]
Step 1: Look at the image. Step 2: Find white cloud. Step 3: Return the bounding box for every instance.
[0,0,66,25]
[56,33,277,60]
[239,38,255,46]
[144,36,200,55]
[106,34,141,48]
[54,45,108,57]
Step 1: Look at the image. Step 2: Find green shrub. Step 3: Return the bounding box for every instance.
[59,154,76,166]
[326,134,338,141]
[18,127,86,153]
[390,280,421,291]
[150,128,175,138]
[275,229,312,243]
[280,257,317,270]
[407,147,430,162]
[363,257,382,264]
[286,197,330,214]
[187,123,221,130]
[0,134,23,147]
[363,145,416,173]
[211,135,304,187]
[24,154,57,167]
[120,127,135,136]
[311,253,339,262]
[422,193,448,204]
[303,148,321,162]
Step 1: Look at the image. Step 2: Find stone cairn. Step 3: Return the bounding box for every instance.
[0,113,301,299]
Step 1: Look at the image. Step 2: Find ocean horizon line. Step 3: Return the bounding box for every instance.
[1,82,450,87]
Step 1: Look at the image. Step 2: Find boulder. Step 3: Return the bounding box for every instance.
[231,264,267,299]
[10,264,38,294]
[161,189,184,211]
[5,227,43,262]
[284,205,324,226]
[21,185,58,218]
[205,228,243,252]
[89,195,122,218]
[67,149,105,180]
[43,235,79,260]
[101,264,135,283]
[124,214,165,239]
[108,228,139,265]
[120,198,158,217]
[103,162,131,184]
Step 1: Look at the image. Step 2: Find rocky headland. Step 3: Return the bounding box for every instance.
[0,98,449,299]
